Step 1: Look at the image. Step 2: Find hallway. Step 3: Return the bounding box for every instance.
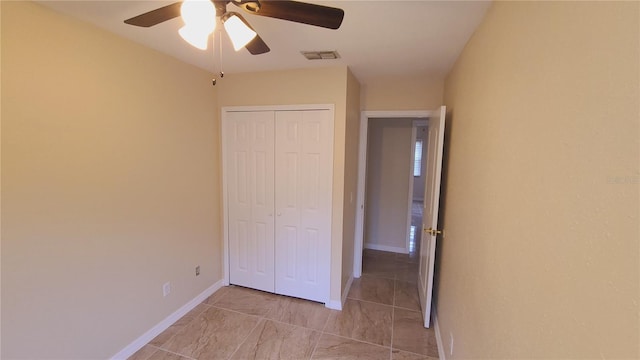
[362,199,423,282]
[351,199,438,358]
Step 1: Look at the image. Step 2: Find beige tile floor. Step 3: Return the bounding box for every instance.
[129,251,438,360]
[130,204,438,360]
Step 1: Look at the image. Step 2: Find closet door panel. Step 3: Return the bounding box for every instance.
[227,111,275,292]
[275,110,333,302]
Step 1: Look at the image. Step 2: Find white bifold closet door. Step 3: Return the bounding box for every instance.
[227,111,276,293]
[227,109,333,303]
[274,110,333,302]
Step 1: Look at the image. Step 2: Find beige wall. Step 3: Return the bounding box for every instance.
[361,75,444,111]
[439,2,639,358]
[217,66,350,304]
[364,119,413,252]
[1,2,220,358]
[341,68,361,293]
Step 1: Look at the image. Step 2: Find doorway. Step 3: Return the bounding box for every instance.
[354,110,435,278]
[362,118,415,254]
[354,107,446,330]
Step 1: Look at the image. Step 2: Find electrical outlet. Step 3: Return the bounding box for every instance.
[195,265,200,276]
[163,282,171,297]
[449,332,454,356]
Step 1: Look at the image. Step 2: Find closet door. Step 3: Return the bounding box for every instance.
[227,111,275,292]
[274,110,333,303]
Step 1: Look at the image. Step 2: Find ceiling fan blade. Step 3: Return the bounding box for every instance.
[245,34,270,55]
[236,0,344,30]
[124,2,182,27]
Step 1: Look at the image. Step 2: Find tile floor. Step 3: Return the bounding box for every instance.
[130,202,437,360]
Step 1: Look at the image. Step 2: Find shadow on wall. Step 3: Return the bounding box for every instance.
[432,108,454,312]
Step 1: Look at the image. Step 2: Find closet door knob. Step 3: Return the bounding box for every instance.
[277,212,282,216]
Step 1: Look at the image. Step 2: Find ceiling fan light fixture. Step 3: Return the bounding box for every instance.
[179,25,211,50]
[179,0,216,49]
[181,0,217,28]
[222,12,257,51]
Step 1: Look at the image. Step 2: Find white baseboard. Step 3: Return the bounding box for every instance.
[433,309,446,360]
[326,274,354,311]
[364,243,407,254]
[110,279,224,360]
[326,299,342,310]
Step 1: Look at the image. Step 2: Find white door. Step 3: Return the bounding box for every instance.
[227,111,276,293]
[274,110,333,303]
[418,105,446,328]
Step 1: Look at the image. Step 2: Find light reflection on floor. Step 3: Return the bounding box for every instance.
[410,201,423,257]
[409,226,417,253]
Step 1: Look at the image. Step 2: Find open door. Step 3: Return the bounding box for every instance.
[418,105,446,328]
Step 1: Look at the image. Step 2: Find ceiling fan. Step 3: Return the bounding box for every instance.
[124,0,345,54]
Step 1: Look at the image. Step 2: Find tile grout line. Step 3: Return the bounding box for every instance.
[224,292,278,360]
[150,288,230,357]
[343,297,395,309]
[390,277,397,360]
[396,348,440,359]
[211,293,329,359]
[225,316,264,360]
[131,344,162,360]
[151,304,210,355]
[267,315,329,333]
[211,301,330,334]
[394,304,423,313]
[309,303,333,359]
[153,346,198,360]
[207,287,231,306]
[209,304,270,321]
[320,297,393,350]
[151,305,225,360]
[318,331,393,351]
[261,296,326,359]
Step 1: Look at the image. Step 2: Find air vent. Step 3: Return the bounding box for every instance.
[301,51,340,60]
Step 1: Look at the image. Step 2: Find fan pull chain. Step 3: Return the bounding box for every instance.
[212,31,224,86]
[219,31,224,79]
[211,35,217,86]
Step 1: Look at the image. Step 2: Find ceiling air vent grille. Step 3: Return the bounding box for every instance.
[301,51,340,60]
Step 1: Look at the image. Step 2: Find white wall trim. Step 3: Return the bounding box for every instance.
[433,308,446,360]
[354,110,433,281]
[221,110,231,287]
[326,299,342,310]
[110,280,224,360]
[364,243,408,254]
[326,273,353,310]
[353,114,369,279]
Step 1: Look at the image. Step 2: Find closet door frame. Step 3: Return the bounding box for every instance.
[221,104,335,304]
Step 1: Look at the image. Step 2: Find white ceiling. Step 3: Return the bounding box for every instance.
[36,0,491,86]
